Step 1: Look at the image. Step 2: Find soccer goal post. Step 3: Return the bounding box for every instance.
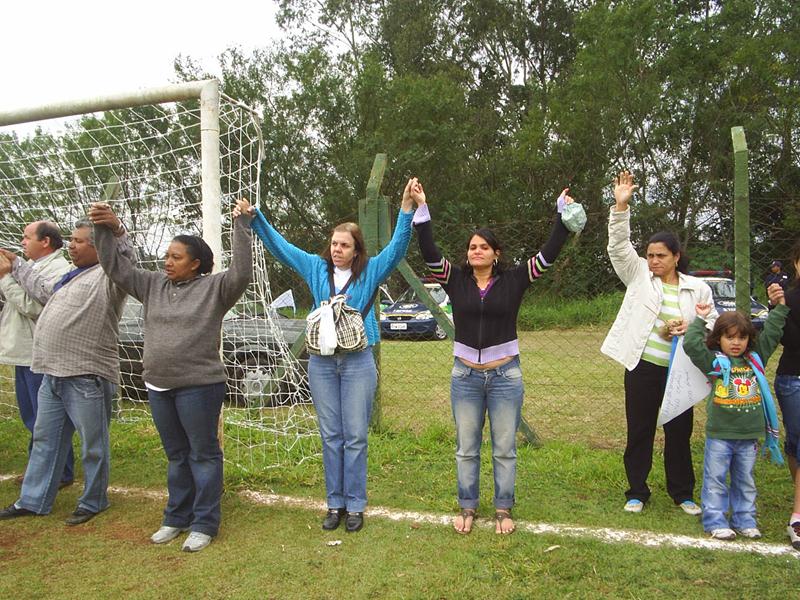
[0,80,225,262]
[0,80,319,471]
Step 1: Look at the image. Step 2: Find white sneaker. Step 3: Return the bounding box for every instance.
[787,522,800,550]
[623,499,644,513]
[710,528,737,540]
[150,525,190,544]
[182,531,213,552]
[679,500,702,516]
[735,527,762,539]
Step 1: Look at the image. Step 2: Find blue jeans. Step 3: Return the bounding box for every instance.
[148,383,225,537]
[308,348,377,513]
[17,375,114,515]
[775,375,800,461]
[15,366,75,483]
[701,437,758,531]
[450,357,524,510]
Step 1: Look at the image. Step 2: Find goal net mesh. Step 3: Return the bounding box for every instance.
[0,90,319,471]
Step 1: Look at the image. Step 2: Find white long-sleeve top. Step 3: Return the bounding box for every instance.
[601,207,717,371]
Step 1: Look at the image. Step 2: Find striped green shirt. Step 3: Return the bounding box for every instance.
[642,283,680,367]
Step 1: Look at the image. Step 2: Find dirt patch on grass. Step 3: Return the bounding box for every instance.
[156,554,192,571]
[0,529,23,562]
[102,522,151,546]
[587,438,625,450]
[63,523,97,537]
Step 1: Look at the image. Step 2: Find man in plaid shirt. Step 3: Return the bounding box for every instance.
[0,217,133,526]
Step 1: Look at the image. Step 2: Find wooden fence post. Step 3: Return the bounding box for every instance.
[359,154,387,431]
[731,126,751,314]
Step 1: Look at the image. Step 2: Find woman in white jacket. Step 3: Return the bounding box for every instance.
[601,171,716,514]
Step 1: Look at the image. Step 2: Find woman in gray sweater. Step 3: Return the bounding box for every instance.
[89,200,252,553]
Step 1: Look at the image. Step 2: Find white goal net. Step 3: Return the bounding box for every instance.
[0,81,319,471]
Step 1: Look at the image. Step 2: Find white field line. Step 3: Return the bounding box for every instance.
[240,490,799,559]
[2,475,797,559]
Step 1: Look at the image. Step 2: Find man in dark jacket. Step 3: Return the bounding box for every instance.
[765,260,790,309]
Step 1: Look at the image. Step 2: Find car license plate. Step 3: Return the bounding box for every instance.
[390,323,407,330]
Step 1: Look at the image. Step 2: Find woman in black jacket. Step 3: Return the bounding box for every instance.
[412,182,576,534]
[775,240,800,550]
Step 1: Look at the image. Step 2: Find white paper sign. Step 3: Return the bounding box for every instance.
[271,289,296,314]
[657,337,712,426]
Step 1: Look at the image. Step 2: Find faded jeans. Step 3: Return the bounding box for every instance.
[15,366,75,483]
[775,375,800,461]
[308,348,377,513]
[17,374,114,515]
[450,356,524,510]
[701,437,758,531]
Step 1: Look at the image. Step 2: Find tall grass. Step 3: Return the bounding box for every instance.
[517,291,624,330]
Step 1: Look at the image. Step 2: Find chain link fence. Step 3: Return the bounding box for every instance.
[1,196,794,453]
[260,199,797,449]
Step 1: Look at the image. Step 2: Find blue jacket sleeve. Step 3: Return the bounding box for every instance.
[250,208,320,282]
[364,208,414,285]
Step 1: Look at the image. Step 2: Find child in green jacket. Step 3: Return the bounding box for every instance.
[683,283,789,541]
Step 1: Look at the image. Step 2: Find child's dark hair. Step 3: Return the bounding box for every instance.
[705,311,758,352]
[647,231,689,273]
[172,235,214,275]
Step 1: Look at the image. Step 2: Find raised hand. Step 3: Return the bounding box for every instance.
[410,178,426,206]
[767,282,786,306]
[613,170,639,212]
[557,188,574,212]
[88,202,123,234]
[401,178,415,211]
[695,302,713,318]
[233,197,253,219]
[0,248,17,263]
[0,252,12,277]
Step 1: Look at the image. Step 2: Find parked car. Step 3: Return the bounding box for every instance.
[380,282,451,340]
[694,273,769,330]
[378,285,394,309]
[118,298,310,406]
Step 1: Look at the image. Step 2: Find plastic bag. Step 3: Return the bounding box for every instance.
[317,303,337,355]
[561,202,587,233]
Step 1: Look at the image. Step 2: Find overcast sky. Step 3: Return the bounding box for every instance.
[1,0,281,133]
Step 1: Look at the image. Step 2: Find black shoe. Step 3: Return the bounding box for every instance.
[322,508,346,531]
[65,508,97,526]
[345,512,364,533]
[0,503,36,520]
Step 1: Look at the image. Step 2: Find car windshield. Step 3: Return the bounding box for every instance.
[397,285,448,306]
[707,279,736,299]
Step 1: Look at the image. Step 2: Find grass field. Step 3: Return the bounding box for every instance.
[378,327,691,449]
[0,329,797,599]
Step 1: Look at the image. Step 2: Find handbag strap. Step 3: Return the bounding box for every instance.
[327,269,380,318]
[328,269,354,298]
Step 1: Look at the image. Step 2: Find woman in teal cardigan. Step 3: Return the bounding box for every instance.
[237,179,416,532]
